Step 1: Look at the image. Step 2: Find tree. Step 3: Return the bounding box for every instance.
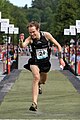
[54,0,78,44]
[1,0,80,44]
[32,0,52,10]
[27,8,42,22]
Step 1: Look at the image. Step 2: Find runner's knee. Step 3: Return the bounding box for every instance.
[33,74,40,82]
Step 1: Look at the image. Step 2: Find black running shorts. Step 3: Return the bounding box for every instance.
[24,58,51,73]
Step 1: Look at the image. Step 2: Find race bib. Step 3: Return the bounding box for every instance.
[36,48,48,59]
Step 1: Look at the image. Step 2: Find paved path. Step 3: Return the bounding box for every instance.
[18,55,80,80]
[0,61,3,74]
[0,61,5,82]
[18,55,60,70]
[0,55,60,81]
[0,55,80,81]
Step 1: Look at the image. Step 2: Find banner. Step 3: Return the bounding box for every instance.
[14,27,19,34]
[9,24,14,34]
[64,29,70,35]
[70,25,76,36]
[1,19,9,33]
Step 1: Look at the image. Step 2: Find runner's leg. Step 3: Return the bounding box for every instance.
[38,72,48,94]
[39,72,48,84]
[30,65,40,105]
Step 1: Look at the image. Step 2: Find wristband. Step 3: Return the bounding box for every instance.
[58,52,62,59]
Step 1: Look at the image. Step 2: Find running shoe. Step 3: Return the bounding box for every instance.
[29,102,37,111]
[39,85,42,94]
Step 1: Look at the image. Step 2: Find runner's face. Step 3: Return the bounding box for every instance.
[28,26,39,39]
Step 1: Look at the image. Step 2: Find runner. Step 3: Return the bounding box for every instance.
[20,21,65,111]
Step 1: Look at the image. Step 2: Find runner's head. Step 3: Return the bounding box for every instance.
[27,21,40,39]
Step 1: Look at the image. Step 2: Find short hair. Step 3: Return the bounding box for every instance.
[27,21,40,30]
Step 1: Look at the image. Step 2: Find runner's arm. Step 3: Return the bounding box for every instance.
[44,32,65,66]
[20,36,31,48]
[44,32,62,52]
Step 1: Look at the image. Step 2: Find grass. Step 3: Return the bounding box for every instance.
[0,70,80,119]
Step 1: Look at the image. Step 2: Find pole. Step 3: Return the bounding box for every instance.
[69,40,70,63]
[16,34,19,69]
[6,27,9,74]
[75,39,77,75]
[13,31,14,53]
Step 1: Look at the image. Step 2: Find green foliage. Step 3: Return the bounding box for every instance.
[32,0,52,10]
[0,0,80,44]
[53,0,79,44]
[27,8,42,22]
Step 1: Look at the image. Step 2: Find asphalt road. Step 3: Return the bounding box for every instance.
[18,55,60,70]
[0,55,60,81]
[1,55,80,81]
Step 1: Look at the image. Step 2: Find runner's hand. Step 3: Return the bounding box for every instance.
[59,58,65,67]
